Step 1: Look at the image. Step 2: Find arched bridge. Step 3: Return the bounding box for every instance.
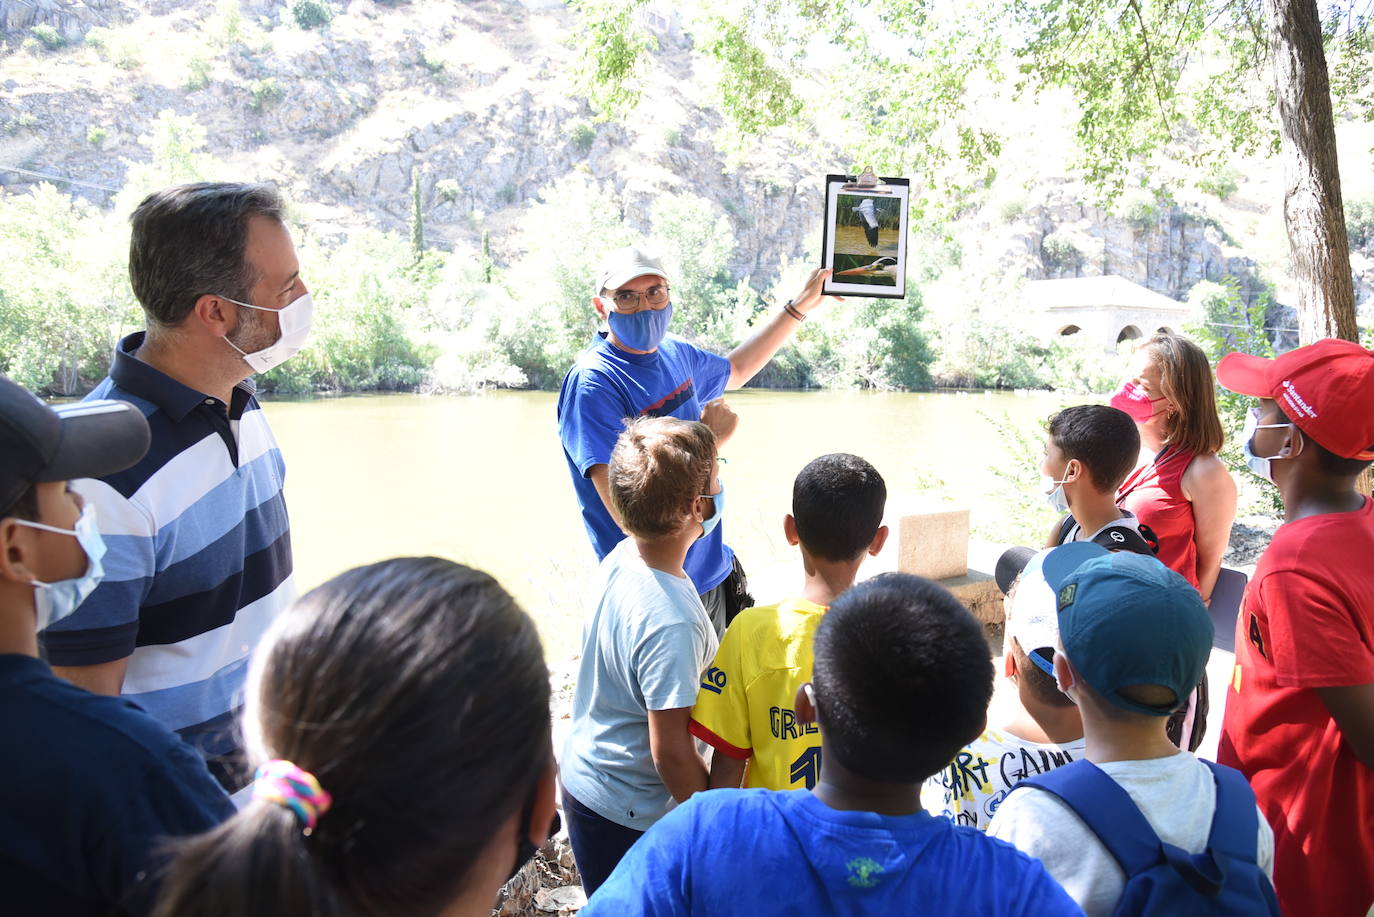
[1022,275,1194,352]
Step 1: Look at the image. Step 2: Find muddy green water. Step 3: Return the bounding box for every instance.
[264,389,1068,657]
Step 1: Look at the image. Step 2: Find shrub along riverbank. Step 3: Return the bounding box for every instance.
[3,176,1124,399]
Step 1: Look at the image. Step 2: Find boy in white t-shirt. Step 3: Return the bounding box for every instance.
[987,542,1275,917]
[560,416,722,895]
[922,546,1085,829]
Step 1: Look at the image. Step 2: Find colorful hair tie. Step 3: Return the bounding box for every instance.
[252,759,333,833]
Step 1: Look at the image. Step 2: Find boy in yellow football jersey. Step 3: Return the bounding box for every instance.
[689,453,887,789]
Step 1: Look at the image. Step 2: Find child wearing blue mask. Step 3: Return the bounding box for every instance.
[0,375,233,915]
[560,416,722,895]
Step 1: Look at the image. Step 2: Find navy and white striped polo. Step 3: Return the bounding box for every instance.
[43,332,295,790]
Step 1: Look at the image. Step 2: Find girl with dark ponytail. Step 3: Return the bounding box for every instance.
[153,557,556,917]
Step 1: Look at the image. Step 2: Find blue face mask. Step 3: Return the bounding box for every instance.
[698,482,724,540]
[607,301,673,352]
[16,503,106,632]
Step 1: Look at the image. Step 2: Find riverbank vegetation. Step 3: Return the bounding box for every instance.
[1,111,1137,398]
[4,0,1371,399]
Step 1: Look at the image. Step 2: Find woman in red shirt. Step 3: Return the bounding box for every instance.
[1112,333,1237,602]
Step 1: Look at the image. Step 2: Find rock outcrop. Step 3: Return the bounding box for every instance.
[1,0,823,288]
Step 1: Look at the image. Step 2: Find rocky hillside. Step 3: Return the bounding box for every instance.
[1,0,823,284]
[3,0,1372,320]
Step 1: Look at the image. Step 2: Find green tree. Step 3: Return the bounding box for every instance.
[650,192,759,353]
[573,0,1370,344]
[410,167,425,257]
[499,175,639,387]
[260,230,434,393]
[114,111,217,217]
[291,0,333,30]
[0,186,141,393]
[1185,279,1283,509]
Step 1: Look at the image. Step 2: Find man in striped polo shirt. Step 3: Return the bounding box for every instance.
[43,183,308,793]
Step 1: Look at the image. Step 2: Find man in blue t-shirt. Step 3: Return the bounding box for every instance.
[0,376,234,916]
[580,574,1083,916]
[558,246,835,632]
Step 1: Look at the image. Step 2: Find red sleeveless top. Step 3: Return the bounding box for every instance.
[1116,446,1199,588]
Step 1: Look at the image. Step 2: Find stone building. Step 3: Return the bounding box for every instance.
[1023,274,1195,352]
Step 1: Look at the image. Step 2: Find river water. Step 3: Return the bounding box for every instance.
[264,389,1068,657]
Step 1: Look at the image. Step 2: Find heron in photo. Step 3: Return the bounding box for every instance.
[853,198,880,248]
[834,256,898,278]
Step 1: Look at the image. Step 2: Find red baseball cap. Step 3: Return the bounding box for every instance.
[1216,338,1374,461]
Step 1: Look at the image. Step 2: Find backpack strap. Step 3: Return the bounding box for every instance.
[1090,523,1157,557]
[1022,761,1164,878]
[1136,522,1161,555]
[1200,760,1261,863]
[1056,514,1075,545]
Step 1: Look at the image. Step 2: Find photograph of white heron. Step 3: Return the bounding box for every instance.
[822,175,910,298]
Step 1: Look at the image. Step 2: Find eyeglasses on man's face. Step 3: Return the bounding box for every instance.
[604,284,671,312]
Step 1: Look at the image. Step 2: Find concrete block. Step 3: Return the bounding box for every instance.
[898,505,970,581]
[940,568,1004,629]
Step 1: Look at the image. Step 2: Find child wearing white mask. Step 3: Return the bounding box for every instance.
[0,375,233,916]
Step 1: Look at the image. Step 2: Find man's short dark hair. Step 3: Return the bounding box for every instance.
[793,453,886,562]
[1048,405,1140,492]
[129,182,285,328]
[1273,405,1374,477]
[812,573,993,784]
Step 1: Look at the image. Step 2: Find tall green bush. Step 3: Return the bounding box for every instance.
[1347,196,1374,249]
[0,185,141,394]
[291,0,333,29]
[498,176,639,387]
[31,24,66,51]
[260,230,434,393]
[1185,279,1280,512]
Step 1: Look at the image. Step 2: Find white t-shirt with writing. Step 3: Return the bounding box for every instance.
[921,728,1087,832]
[987,752,1275,917]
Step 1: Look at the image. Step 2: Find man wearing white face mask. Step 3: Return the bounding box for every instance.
[0,374,234,915]
[1214,338,1374,917]
[41,183,306,795]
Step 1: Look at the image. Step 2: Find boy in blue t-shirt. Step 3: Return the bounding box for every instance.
[560,416,723,895]
[581,573,1084,916]
[0,376,234,916]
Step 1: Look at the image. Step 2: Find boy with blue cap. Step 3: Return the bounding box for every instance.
[987,543,1275,916]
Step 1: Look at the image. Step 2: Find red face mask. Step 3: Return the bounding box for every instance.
[1109,380,1168,422]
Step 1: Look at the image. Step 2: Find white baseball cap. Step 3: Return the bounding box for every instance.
[996,546,1061,675]
[594,245,670,294]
